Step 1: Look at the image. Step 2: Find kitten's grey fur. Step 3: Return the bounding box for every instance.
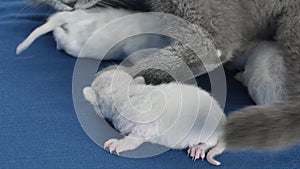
[234,41,287,106]
[33,0,300,151]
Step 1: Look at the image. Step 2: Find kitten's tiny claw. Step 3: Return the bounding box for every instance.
[115,147,121,156]
[104,137,139,155]
[109,143,117,154]
[104,139,118,150]
[201,151,205,160]
[188,147,196,159]
[194,149,201,160]
[188,143,211,162]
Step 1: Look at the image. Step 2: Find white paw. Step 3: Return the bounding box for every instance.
[187,144,211,161]
[104,138,135,155]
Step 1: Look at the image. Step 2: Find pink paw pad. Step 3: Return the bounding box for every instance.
[187,144,210,161]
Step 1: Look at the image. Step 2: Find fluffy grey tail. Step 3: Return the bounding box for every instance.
[224,99,300,151]
[16,12,69,55]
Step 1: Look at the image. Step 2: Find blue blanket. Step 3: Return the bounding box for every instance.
[1,1,299,169]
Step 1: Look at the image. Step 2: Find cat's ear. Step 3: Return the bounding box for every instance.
[83,87,98,105]
[133,76,145,84]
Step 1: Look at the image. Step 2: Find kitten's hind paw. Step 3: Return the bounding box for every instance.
[188,144,211,161]
[188,143,224,166]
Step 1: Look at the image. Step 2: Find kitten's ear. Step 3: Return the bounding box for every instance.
[133,76,145,84]
[83,87,98,105]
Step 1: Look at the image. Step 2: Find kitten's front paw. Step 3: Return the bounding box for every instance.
[104,138,136,155]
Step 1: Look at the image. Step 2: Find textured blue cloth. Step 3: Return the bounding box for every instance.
[1,1,300,169]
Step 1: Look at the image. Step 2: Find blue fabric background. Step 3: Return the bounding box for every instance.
[1,1,300,168]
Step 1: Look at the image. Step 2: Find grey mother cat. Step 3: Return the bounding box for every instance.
[32,0,300,151]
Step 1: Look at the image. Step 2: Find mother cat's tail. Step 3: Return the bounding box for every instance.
[16,12,71,55]
[224,98,300,150]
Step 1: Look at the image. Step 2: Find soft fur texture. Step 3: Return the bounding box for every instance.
[34,0,300,151]
[17,7,162,60]
[29,0,146,11]
[29,0,75,10]
[234,41,287,105]
[83,69,226,165]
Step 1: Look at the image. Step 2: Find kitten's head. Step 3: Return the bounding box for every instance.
[83,68,145,106]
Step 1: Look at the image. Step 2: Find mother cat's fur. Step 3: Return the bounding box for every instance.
[33,0,300,151]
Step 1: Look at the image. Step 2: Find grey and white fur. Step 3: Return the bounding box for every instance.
[16,7,162,60]
[83,68,226,165]
[233,41,287,105]
[32,0,300,151]
[29,0,146,11]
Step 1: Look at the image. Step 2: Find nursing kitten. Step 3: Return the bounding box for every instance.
[33,0,300,151]
[83,68,226,165]
[234,41,287,105]
[17,7,162,60]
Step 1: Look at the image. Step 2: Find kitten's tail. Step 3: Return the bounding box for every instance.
[207,140,226,166]
[224,98,300,150]
[16,12,70,55]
